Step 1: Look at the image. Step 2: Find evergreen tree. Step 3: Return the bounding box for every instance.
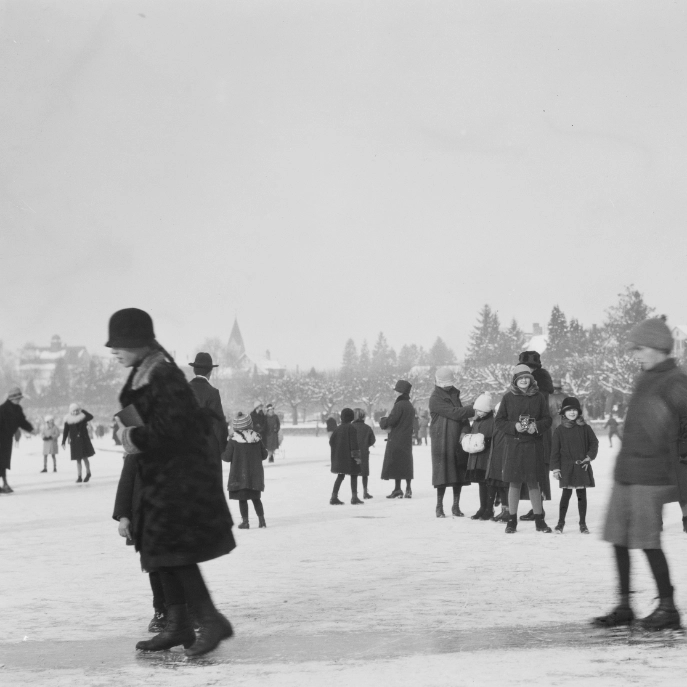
[546,305,569,363]
[398,344,421,373]
[428,337,456,367]
[371,333,395,375]
[358,340,371,375]
[498,319,526,363]
[465,305,501,366]
[42,358,71,407]
[604,285,655,350]
[340,339,358,382]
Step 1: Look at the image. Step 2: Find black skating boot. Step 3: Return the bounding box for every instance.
[363,491,373,499]
[41,468,47,473]
[555,522,564,534]
[520,509,535,521]
[76,476,82,483]
[258,516,267,528]
[638,597,681,631]
[185,598,233,657]
[386,489,404,499]
[404,486,412,499]
[471,508,484,520]
[148,609,167,633]
[493,508,509,522]
[451,496,463,517]
[351,495,364,505]
[580,523,590,534]
[84,472,91,483]
[238,518,250,528]
[330,495,344,505]
[534,514,552,533]
[136,604,195,651]
[505,514,518,533]
[592,595,635,628]
[436,504,446,518]
[480,508,495,521]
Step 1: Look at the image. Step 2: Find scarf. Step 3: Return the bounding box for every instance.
[509,380,540,396]
[394,393,410,404]
[561,417,586,429]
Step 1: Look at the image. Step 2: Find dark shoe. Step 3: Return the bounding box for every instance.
[136,604,195,651]
[238,518,250,529]
[505,515,517,533]
[638,597,682,631]
[436,504,446,518]
[185,599,233,657]
[386,489,404,499]
[683,516,687,534]
[471,508,484,520]
[480,509,495,521]
[268,457,274,463]
[41,468,48,473]
[148,610,167,633]
[492,510,508,522]
[258,516,266,528]
[76,477,82,483]
[451,499,463,517]
[351,495,364,505]
[330,495,344,505]
[53,467,57,472]
[592,602,635,628]
[404,487,412,499]
[580,524,590,534]
[519,509,535,521]
[535,514,552,533]
[555,522,564,534]
[84,472,91,483]
[363,492,373,499]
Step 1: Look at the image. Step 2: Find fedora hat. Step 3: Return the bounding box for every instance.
[189,352,218,368]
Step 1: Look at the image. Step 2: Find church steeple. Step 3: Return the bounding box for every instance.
[227,318,246,365]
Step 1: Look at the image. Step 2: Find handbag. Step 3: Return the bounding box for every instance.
[461,432,485,454]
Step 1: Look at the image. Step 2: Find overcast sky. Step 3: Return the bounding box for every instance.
[1,0,686,370]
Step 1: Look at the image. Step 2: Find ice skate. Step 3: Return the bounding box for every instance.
[534,514,552,533]
[185,599,233,657]
[330,495,345,505]
[84,472,91,483]
[238,518,250,528]
[386,489,404,499]
[40,468,47,473]
[505,514,517,533]
[451,497,463,517]
[76,476,82,483]
[592,601,635,628]
[363,491,373,499]
[258,516,267,528]
[638,598,682,632]
[351,495,364,505]
[579,524,590,534]
[148,610,167,633]
[136,604,195,651]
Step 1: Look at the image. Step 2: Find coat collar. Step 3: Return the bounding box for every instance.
[130,350,167,390]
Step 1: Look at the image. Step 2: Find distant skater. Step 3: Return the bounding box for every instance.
[550,397,599,534]
[329,408,362,504]
[0,387,34,493]
[62,403,95,483]
[352,408,376,499]
[263,404,281,463]
[604,415,622,447]
[380,380,415,499]
[41,415,60,472]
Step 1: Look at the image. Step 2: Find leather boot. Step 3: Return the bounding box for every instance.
[185,598,234,657]
[330,495,344,505]
[471,508,484,520]
[136,604,195,651]
[505,514,517,533]
[386,489,404,499]
[404,486,412,499]
[534,514,552,533]
[519,509,535,521]
[148,609,167,633]
[638,596,682,631]
[682,516,687,534]
[436,504,446,518]
[258,515,267,528]
[592,595,635,628]
[351,494,364,505]
[451,496,463,517]
[238,518,250,528]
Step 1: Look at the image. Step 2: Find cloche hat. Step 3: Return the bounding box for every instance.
[106,308,156,348]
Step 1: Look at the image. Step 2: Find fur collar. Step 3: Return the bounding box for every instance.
[232,429,262,444]
[64,412,86,425]
[131,350,167,390]
[562,417,586,429]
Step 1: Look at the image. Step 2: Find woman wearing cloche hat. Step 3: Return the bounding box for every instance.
[108,308,235,657]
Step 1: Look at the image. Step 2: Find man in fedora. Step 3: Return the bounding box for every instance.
[189,353,228,467]
[0,386,34,493]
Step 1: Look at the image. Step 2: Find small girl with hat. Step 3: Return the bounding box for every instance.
[41,416,60,473]
[465,393,497,520]
[550,396,599,534]
[223,412,268,528]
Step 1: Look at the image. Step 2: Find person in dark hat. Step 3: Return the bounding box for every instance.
[594,317,687,632]
[263,404,281,463]
[250,403,267,437]
[108,308,235,657]
[329,408,362,504]
[0,387,34,493]
[189,352,228,470]
[380,380,415,498]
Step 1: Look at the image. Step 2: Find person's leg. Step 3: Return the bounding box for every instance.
[405,479,412,498]
[331,474,345,504]
[252,498,266,527]
[451,485,463,516]
[52,454,57,471]
[76,458,82,481]
[267,450,274,463]
[528,484,551,532]
[238,499,250,526]
[640,549,681,630]
[362,476,372,498]
[435,485,446,517]
[387,479,403,498]
[557,489,572,530]
[147,572,167,632]
[592,545,635,627]
[472,482,488,519]
[395,479,402,491]
[506,483,521,532]
[577,489,588,532]
[351,475,363,504]
[681,501,687,533]
[42,454,47,472]
[83,457,91,481]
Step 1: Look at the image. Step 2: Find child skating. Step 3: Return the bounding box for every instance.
[41,416,60,473]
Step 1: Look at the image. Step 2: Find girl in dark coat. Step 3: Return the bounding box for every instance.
[465,393,496,520]
[62,403,95,483]
[353,408,376,499]
[495,364,553,533]
[263,404,281,463]
[330,407,362,504]
[0,387,34,492]
[429,368,474,516]
[551,397,599,534]
[223,412,268,528]
[484,402,510,522]
[380,380,415,499]
[108,307,235,658]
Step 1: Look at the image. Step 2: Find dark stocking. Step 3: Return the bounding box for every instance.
[614,545,631,597]
[395,479,402,491]
[333,474,345,495]
[406,480,412,490]
[478,482,488,510]
[436,485,446,505]
[559,488,572,523]
[644,549,673,598]
[498,487,508,507]
[174,564,211,605]
[149,572,166,611]
[252,498,264,517]
[576,489,587,525]
[239,500,249,519]
[350,475,358,495]
[486,485,497,509]
[362,476,369,492]
[452,485,462,499]
[158,568,186,606]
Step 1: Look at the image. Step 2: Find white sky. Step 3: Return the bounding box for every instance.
[1,0,686,369]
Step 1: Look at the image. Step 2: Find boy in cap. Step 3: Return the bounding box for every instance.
[594,317,687,631]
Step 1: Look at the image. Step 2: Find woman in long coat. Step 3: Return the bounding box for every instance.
[465,393,496,520]
[0,387,34,492]
[380,380,415,499]
[329,407,362,504]
[429,368,474,517]
[263,404,281,463]
[224,412,268,528]
[353,408,376,499]
[109,307,235,658]
[62,403,95,483]
[495,364,553,533]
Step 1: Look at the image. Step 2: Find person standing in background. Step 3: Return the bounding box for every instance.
[263,404,281,463]
[0,387,34,493]
[62,403,95,483]
[41,415,60,473]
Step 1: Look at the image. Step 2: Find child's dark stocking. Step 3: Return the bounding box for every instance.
[559,488,572,525]
[350,474,359,497]
[252,497,266,527]
[332,474,345,496]
[576,489,587,526]
[644,549,673,599]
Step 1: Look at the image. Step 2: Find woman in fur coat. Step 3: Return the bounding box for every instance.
[550,396,599,534]
[223,411,268,528]
[108,308,235,658]
[465,393,496,520]
[353,408,376,499]
[495,364,553,533]
[41,416,60,473]
[62,403,95,483]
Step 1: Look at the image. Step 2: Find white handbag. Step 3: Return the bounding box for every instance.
[461,433,485,454]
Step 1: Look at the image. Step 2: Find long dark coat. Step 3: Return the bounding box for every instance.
[466,414,495,483]
[551,420,599,488]
[330,421,360,475]
[495,388,552,486]
[380,395,415,480]
[0,400,34,470]
[189,376,228,463]
[113,350,235,571]
[485,424,508,488]
[429,386,474,487]
[223,429,268,497]
[352,419,376,477]
[264,414,281,452]
[62,410,96,461]
[250,409,267,436]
